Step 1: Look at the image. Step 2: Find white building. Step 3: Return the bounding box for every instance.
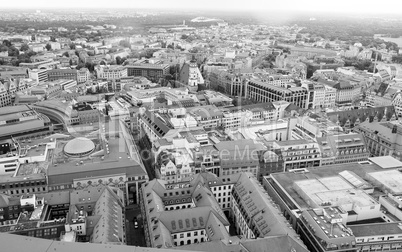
[28,69,48,84]
[77,68,91,83]
[95,65,127,80]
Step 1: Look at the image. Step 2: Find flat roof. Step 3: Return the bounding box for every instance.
[367,170,402,195]
[269,162,389,209]
[368,156,402,169]
[0,105,31,116]
[349,222,402,237]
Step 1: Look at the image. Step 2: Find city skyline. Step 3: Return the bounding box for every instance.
[1,0,402,15]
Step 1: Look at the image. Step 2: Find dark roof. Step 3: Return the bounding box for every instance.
[227,102,275,112]
[349,222,402,237]
[141,110,172,138]
[327,106,397,128]
[333,80,353,90]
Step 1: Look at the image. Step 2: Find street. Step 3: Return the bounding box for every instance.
[125,204,146,247]
[138,136,155,180]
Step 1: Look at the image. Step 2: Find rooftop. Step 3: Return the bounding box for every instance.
[349,222,402,237]
[269,162,391,209]
[368,156,402,169]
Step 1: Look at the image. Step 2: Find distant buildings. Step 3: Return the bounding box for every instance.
[47,69,78,82]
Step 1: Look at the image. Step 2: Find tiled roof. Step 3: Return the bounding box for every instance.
[327,106,397,127]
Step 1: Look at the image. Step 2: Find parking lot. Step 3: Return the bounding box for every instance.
[125,204,146,247]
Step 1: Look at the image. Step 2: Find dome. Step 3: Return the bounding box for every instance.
[64,137,95,157]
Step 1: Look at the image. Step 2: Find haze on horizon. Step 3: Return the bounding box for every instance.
[2,0,402,15]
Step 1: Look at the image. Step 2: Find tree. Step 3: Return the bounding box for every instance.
[45,44,52,51]
[2,40,11,47]
[119,40,130,48]
[69,44,76,50]
[20,43,29,51]
[8,46,19,57]
[0,45,8,52]
[116,56,122,65]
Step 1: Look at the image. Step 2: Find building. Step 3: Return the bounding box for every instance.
[246,79,308,109]
[317,78,360,108]
[187,105,223,129]
[0,185,126,244]
[126,63,169,83]
[214,140,260,177]
[178,57,205,92]
[301,81,336,109]
[139,110,174,142]
[354,120,402,160]
[28,69,48,84]
[272,139,321,171]
[326,106,397,132]
[392,91,402,117]
[0,66,28,79]
[77,68,91,83]
[258,150,283,181]
[140,176,230,248]
[140,172,307,251]
[95,65,127,80]
[316,133,370,165]
[231,172,305,243]
[0,82,13,108]
[0,105,52,139]
[20,59,54,69]
[47,120,148,204]
[47,69,78,81]
[288,115,343,141]
[263,156,402,252]
[156,142,196,183]
[208,70,247,97]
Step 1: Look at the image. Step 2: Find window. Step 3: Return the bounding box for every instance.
[180,234,184,238]
[187,233,191,237]
[44,229,50,236]
[194,231,197,236]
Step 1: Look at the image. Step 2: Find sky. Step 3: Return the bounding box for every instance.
[2,0,402,14]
